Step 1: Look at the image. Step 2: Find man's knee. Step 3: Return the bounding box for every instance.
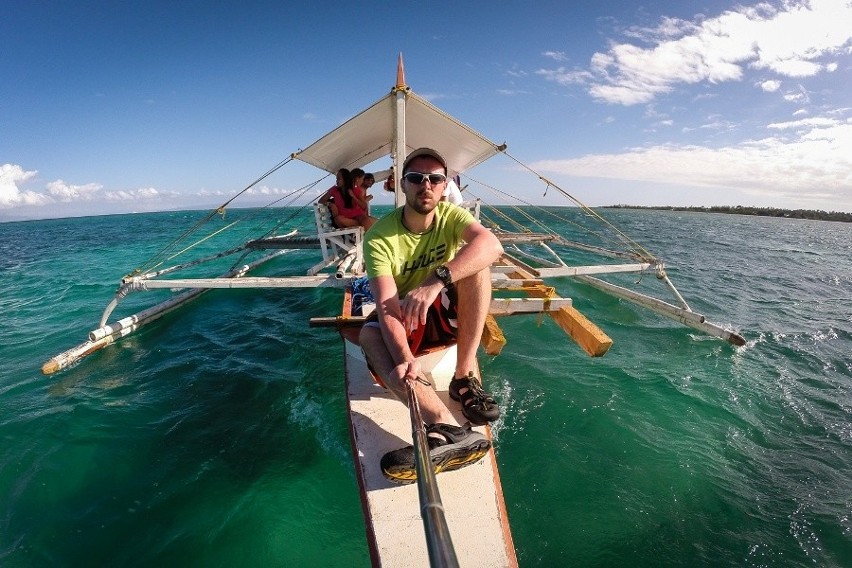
[456,267,491,294]
[359,324,381,351]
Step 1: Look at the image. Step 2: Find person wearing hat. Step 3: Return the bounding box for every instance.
[360,147,504,483]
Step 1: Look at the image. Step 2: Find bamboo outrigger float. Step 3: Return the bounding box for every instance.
[43,56,745,566]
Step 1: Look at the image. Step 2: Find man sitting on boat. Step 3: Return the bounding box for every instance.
[360,147,503,483]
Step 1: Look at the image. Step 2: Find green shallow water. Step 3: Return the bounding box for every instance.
[1,208,850,567]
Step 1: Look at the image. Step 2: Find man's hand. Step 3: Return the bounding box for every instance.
[392,360,424,385]
[399,278,443,332]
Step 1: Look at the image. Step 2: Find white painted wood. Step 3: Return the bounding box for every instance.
[128,275,345,289]
[344,339,517,567]
[535,262,654,277]
[313,202,364,272]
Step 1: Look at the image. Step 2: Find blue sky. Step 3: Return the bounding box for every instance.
[2,0,850,221]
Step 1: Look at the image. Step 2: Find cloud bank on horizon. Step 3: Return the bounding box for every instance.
[3,0,851,219]
[533,0,851,211]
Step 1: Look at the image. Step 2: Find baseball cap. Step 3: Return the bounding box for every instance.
[402,147,447,174]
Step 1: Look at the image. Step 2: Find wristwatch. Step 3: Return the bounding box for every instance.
[435,264,453,288]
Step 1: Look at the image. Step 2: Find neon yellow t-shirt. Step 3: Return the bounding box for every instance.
[364,202,475,297]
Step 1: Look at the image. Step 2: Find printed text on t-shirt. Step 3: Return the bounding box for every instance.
[400,243,448,276]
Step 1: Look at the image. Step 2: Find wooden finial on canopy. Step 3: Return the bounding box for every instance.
[395,53,407,90]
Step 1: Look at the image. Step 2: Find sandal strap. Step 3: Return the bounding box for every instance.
[458,379,496,407]
[426,422,471,445]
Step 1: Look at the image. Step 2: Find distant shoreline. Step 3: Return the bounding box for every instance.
[603,205,852,223]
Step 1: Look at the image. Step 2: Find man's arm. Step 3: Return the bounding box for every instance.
[446,221,504,281]
[371,274,420,370]
[401,220,503,329]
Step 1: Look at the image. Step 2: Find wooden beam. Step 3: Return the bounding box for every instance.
[481,315,506,355]
[519,284,613,357]
[489,297,571,315]
[549,305,612,357]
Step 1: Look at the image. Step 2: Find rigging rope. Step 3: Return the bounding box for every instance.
[128,139,659,283]
[133,154,300,275]
[502,151,657,261]
[131,156,330,277]
[462,151,657,263]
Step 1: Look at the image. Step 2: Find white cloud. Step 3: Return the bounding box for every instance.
[46,179,103,201]
[539,0,852,105]
[197,189,228,197]
[0,163,171,211]
[245,185,290,196]
[530,120,852,205]
[535,67,592,86]
[760,79,782,92]
[0,164,49,207]
[542,51,569,62]
[103,187,161,201]
[746,0,851,76]
[767,117,838,129]
[497,88,529,96]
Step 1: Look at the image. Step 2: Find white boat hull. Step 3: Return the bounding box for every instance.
[342,333,517,567]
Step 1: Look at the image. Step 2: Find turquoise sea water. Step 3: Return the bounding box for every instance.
[1,208,850,567]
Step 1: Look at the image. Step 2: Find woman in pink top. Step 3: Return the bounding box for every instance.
[319,168,376,229]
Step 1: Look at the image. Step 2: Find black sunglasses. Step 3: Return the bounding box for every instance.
[403,171,448,185]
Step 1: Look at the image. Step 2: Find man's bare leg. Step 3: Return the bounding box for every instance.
[449,267,500,424]
[454,267,491,378]
[359,325,458,426]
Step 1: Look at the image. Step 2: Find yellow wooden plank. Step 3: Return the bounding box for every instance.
[492,256,612,357]
[549,304,613,357]
[511,282,612,357]
[481,314,507,355]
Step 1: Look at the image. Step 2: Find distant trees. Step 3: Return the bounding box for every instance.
[604,205,852,223]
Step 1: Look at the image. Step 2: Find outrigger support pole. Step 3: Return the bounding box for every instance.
[573,274,746,346]
[42,287,208,375]
[42,251,290,375]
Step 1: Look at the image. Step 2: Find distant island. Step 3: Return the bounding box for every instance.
[604,205,852,223]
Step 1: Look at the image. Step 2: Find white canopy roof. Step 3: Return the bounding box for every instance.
[293,90,504,176]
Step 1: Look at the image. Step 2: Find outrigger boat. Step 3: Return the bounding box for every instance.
[43,56,744,567]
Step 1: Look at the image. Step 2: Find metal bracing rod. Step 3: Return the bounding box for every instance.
[550,237,653,262]
[507,244,562,269]
[655,267,692,311]
[574,274,746,346]
[539,241,568,266]
[100,251,289,326]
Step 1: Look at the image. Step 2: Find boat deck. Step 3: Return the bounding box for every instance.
[343,336,517,567]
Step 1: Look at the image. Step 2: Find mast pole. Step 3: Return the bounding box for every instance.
[392,53,408,208]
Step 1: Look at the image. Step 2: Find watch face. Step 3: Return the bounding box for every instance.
[436,265,451,285]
